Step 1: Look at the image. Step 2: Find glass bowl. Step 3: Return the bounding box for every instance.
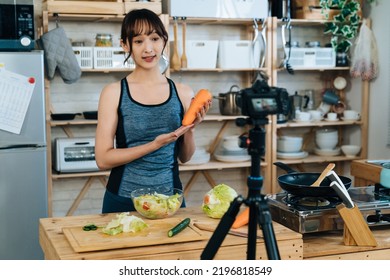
[131,187,183,219]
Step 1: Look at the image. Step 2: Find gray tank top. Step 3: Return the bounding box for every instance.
[106,77,184,197]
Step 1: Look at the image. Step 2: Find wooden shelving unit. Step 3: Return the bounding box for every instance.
[269,17,371,191]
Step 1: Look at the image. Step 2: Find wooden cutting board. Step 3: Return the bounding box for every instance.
[194,222,263,238]
[63,217,208,253]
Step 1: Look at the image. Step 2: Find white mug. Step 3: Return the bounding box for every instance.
[309,110,323,121]
[317,102,331,115]
[343,110,360,120]
[296,111,311,122]
[326,112,338,121]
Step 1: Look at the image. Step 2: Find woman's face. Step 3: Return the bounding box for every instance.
[126,29,165,70]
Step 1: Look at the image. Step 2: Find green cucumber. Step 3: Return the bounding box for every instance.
[168,218,191,237]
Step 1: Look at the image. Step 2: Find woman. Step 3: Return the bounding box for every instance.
[95,9,210,213]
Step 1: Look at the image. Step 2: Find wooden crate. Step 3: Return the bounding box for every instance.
[124,0,162,15]
[43,0,124,15]
[293,0,362,20]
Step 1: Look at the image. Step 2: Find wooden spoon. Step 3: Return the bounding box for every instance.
[311,163,335,187]
[171,17,181,71]
[180,17,188,68]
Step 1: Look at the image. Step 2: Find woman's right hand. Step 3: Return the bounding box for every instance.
[154,125,193,147]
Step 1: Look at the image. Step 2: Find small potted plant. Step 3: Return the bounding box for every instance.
[319,0,362,65]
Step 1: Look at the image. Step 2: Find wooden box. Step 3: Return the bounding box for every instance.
[292,0,362,20]
[43,0,124,15]
[124,0,162,15]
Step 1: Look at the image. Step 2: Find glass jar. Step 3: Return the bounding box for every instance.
[95,34,113,47]
[380,163,390,188]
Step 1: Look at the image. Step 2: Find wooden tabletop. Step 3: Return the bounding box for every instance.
[303,225,390,260]
[39,207,303,260]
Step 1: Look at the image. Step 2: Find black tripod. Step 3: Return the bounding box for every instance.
[201,118,280,260]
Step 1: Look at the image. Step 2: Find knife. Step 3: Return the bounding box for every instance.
[327,170,354,208]
[327,171,354,208]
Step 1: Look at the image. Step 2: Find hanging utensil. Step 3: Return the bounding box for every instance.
[311,163,335,187]
[280,19,293,74]
[252,19,259,68]
[171,17,181,71]
[180,17,187,68]
[259,19,267,68]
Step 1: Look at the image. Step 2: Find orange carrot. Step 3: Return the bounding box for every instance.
[182,89,212,126]
[231,207,250,229]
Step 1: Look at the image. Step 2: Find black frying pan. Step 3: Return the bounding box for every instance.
[274,162,352,197]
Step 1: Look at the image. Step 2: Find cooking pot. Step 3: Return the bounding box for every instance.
[215,85,241,116]
[274,162,352,197]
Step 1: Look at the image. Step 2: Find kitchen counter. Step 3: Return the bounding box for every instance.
[303,225,390,260]
[39,207,303,260]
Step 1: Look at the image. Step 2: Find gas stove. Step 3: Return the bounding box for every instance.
[267,185,390,233]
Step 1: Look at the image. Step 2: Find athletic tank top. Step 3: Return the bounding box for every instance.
[106,77,184,197]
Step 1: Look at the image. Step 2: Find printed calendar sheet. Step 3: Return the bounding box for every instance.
[0,68,35,134]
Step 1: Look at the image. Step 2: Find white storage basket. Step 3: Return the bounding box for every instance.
[93,47,132,69]
[73,47,93,69]
[218,40,255,69]
[186,40,219,69]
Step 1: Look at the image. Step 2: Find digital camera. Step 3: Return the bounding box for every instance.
[235,80,290,119]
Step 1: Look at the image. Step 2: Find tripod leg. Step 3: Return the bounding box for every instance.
[247,200,259,259]
[200,195,244,260]
[257,197,281,260]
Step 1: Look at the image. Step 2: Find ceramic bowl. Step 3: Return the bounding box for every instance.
[277,136,303,153]
[341,145,361,157]
[316,138,338,150]
[222,135,243,151]
[131,187,183,219]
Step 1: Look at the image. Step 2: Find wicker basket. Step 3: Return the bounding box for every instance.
[292,0,362,20]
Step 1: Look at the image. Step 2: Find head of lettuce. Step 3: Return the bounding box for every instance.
[202,184,238,218]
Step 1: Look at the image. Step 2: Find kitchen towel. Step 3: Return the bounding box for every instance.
[39,27,81,84]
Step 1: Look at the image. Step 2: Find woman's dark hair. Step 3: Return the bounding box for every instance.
[121,9,168,63]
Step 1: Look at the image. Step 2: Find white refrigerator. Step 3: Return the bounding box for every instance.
[0,51,48,259]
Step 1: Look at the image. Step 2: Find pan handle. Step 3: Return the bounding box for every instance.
[273,162,297,174]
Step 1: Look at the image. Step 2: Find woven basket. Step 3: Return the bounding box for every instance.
[292,0,362,20]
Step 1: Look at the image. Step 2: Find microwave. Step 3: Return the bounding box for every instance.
[0,0,35,51]
[53,137,100,173]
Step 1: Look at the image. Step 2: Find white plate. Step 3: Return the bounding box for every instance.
[314,147,341,156]
[324,118,339,122]
[277,151,308,159]
[180,154,210,165]
[341,117,360,121]
[214,154,251,163]
[293,119,312,123]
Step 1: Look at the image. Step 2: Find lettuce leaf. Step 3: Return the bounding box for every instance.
[102,212,148,236]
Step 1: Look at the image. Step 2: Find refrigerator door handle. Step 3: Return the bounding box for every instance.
[0,144,45,150]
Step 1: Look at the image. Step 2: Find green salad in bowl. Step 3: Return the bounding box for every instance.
[131,187,183,219]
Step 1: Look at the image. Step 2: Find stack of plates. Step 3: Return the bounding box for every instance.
[180,148,210,165]
[277,151,308,159]
[214,147,250,163]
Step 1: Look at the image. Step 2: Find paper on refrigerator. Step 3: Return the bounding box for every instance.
[0,68,36,134]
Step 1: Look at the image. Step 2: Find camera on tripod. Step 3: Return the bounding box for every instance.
[235,79,290,119]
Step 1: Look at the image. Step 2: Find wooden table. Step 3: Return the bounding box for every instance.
[351,159,382,186]
[303,225,390,260]
[39,207,303,260]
